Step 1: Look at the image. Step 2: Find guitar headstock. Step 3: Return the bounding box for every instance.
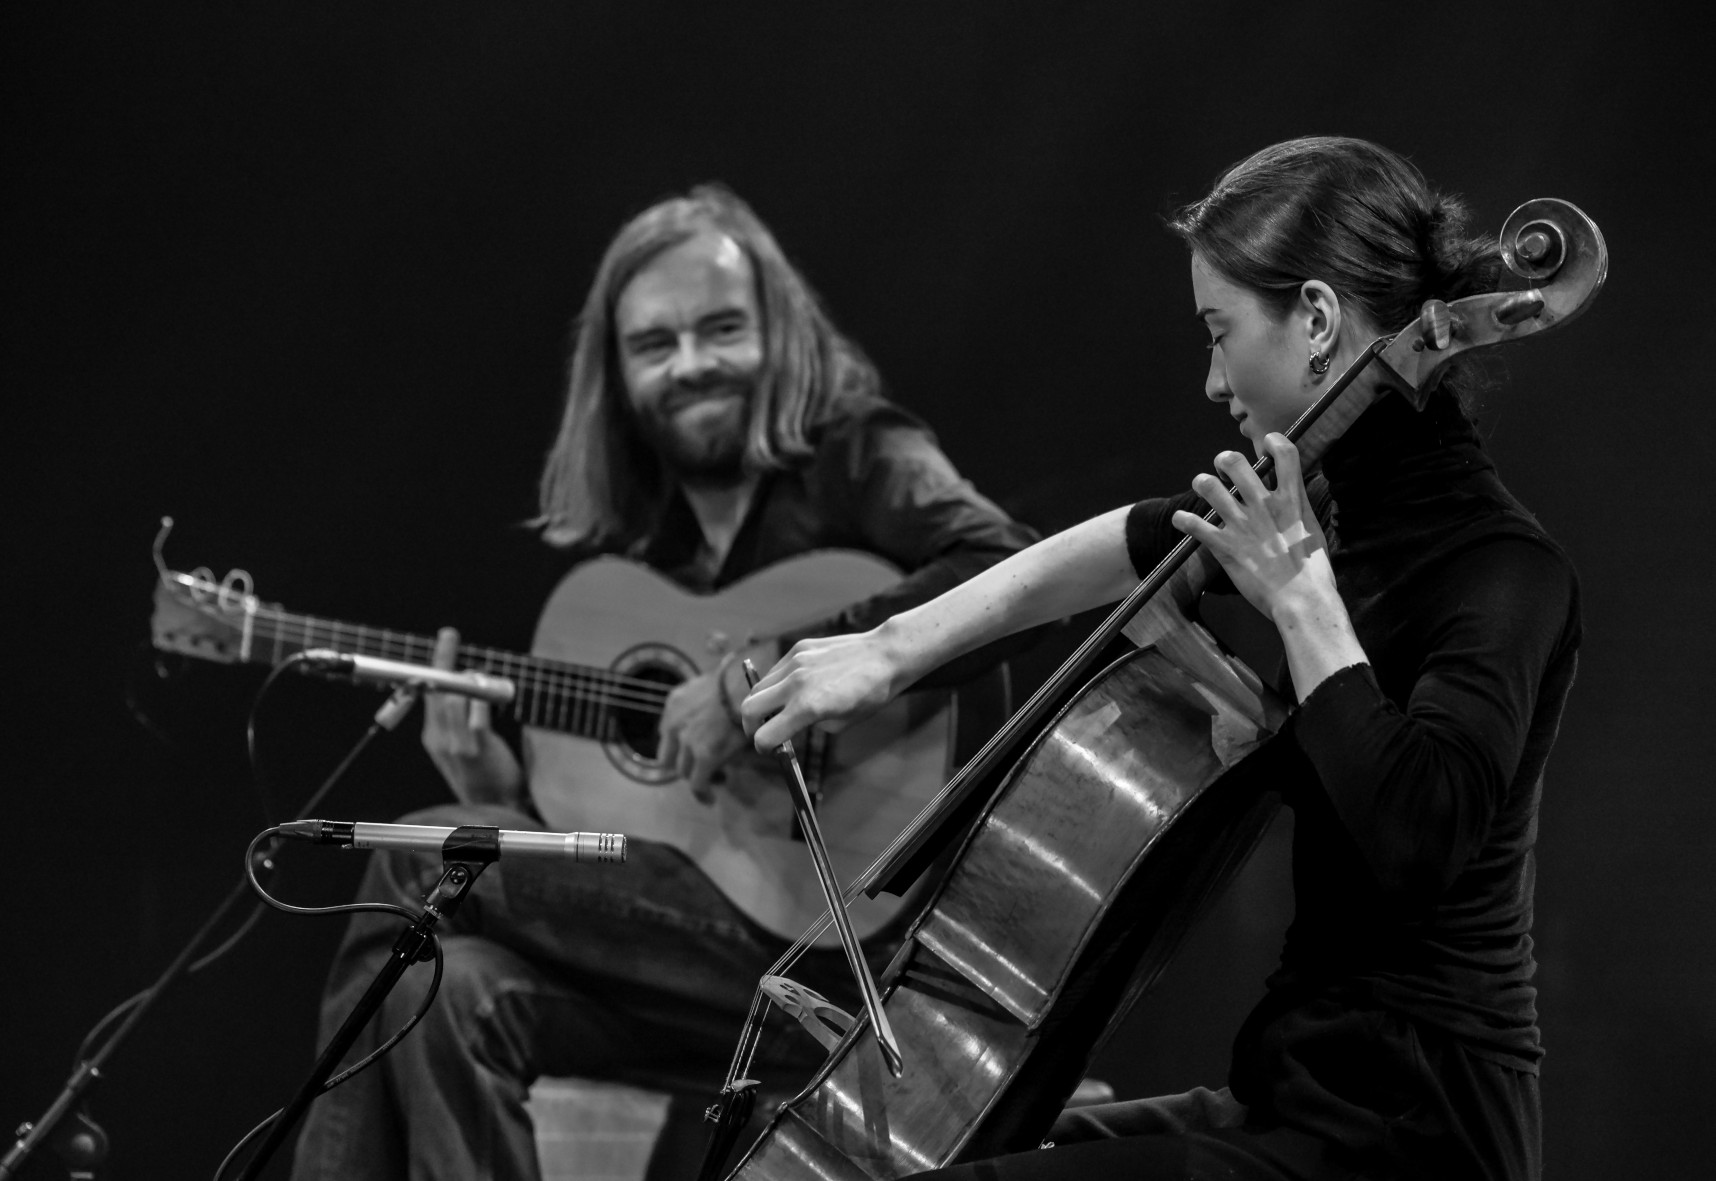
[148,515,269,664]
[150,567,272,665]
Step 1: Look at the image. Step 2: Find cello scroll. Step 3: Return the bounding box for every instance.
[1382,197,1608,404]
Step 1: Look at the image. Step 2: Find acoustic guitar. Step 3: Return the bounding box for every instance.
[150,550,963,942]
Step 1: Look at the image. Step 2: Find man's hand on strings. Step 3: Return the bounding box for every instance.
[421,626,526,807]
[740,630,904,753]
[658,662,752,805]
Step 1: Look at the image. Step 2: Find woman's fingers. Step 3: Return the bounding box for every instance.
[737,632,898,752]
[744,665,848,751]
[748,677,812,751]
[1170,508,1223,548]
[738,673,787,737]
[1192,468,1243,525]
[747,650,791,694]
[1218,449,1272,510]
[1190,440,1310,541]
[740,641,828,746]
[1262,432,1303,490]
[751,713,794,753]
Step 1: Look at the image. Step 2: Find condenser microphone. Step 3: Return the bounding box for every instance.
[275,819,627,863]
[298,648,517,705]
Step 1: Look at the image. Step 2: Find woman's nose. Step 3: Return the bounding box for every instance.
[1204,354,1230,403]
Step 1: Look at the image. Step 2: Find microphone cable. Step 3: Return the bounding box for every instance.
[211,826,448,1181]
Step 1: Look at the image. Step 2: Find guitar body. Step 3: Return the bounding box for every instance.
[149,548,960,945]
[523,551,952,943]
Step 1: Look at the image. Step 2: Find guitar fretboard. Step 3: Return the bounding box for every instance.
[208,598,669,741]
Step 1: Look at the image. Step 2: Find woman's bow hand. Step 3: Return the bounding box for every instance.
[741,628,907,751]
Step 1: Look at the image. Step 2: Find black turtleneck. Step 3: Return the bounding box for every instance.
[1123,391,1580,1180]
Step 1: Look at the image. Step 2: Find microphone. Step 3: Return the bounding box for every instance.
[276,819,627,863]
[298,648,516,705]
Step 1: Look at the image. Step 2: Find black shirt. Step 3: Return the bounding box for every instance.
[1124,392,1580,1178]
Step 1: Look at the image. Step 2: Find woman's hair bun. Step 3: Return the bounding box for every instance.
[1426,191,1502,301]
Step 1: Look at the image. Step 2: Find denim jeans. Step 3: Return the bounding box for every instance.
[288,802,873,1181]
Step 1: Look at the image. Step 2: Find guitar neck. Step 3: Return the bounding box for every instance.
[234,606,662,741]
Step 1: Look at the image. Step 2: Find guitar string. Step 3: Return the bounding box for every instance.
[248,606,676,696]
[180,587,739,713]
[230,604,681,710]
[181,596,720,759]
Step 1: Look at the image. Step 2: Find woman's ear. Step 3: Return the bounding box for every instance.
[1298,280,1343,358]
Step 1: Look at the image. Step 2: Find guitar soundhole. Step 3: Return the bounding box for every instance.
[613,663,680,758]
[606,642,699,784]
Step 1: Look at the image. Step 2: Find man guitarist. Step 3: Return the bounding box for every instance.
[289,186,1039,1180]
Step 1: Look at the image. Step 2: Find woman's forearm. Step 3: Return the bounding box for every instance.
[877,505,1137,690]
[1272,582,1369,703]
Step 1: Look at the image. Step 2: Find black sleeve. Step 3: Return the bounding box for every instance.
[1124,491,1205,579]
[792,407,1043,686]
[1124,476,1334,584]
[1291,538,1578,901]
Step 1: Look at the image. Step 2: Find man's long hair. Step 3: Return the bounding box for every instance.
[537,185,878,547]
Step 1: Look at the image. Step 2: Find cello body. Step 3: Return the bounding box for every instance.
[730,591,1291,1176]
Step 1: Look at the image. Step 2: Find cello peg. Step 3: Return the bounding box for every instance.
[1415,299,1453,351]
[1493,291,1546,326]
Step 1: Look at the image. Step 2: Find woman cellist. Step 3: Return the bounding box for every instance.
[740,136,1581,1181]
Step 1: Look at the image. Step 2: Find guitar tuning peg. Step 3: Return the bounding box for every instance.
[152,516,178,583]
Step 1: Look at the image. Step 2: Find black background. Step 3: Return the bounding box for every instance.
[6,2,1712,1177]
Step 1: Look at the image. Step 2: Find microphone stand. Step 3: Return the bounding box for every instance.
[227,826,498,1179]
[0,686,420,1181]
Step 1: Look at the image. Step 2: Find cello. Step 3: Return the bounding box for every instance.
[703,197,1607,1180]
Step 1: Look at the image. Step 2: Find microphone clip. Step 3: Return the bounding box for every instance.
[440,825,501,867]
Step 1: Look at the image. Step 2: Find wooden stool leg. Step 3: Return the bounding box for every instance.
[528,1078,672,1181]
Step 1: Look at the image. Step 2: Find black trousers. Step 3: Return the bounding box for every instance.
[903,1087,1353,1181]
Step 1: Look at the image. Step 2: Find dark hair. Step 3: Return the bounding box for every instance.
[537,184,879,546]
[1170,136,1501,411]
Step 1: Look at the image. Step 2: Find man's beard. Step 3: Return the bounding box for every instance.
[639,374,755,487]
